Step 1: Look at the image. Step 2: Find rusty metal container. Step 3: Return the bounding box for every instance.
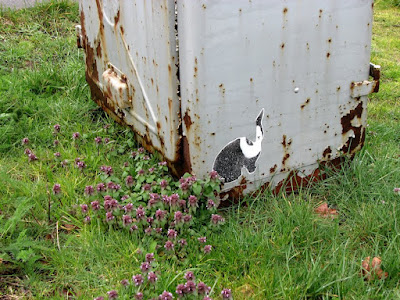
[77,0,379,195]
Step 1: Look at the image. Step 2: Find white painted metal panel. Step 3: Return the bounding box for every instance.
[177,0,374,192]
[80,0,180,162]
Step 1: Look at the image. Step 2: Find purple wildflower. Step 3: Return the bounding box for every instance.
[85,185,94,196]
[61,159,68,167]
[164,240,174,251]
[145,253,155,263]
[96,183,106,192]
[121,195,129,201]
[155,228,163,234]
[158,161,167,166]
[53,140,60,146]
[122,215,132,226]
[221,289,232,299]
[176,284,186,296]
[21,137,29,145]
[202,297,213,300]
[123,161,129,167]
[100,165,113,176]
[94,137,102,144]
[107,290,118,299]
[394,187,400,194]
[76,161,86,170]
[106,211,114,222]
[145,227,153,235]
[133,274,144,286]
[72,132,80,140]
[162,195,170,205]
[188,195,198,208]
[197,282,211,295]
[91,200,100,211]
[125,176,134,187]
[130,151,137,158]
[53,124,60,133]
[142,183,151,191]
[138,169,145,175]
[107,181,115,190]
[24,148,32,155]
[84,216,91,223]
[120,279,129,287]
[143,155,150,161]
[130,224,138,232]
[178,239,187,247]
[104,137,110,144]
[180,180,189,191]
[159,291,174,300]
[183,214,192,223]
[28,153,38,162]
[80,204,89,214]
[104,195,112,201]
[136,207,146,220]
[94,297,104,300]
[160,179,168,189]
[206,199,216,210]
[211,214,225,225]
[54,152,61,158]
[170,194,179,206]
[148,167,155,173]
[148,271,158,283]
[185,280,196,294]
[150,193,160,202]
[204,245,212,254]
[147,217,154,225]
[155,209,167,221]
[184,271,195,281]
[178,200,187,209]
[210,170,219,180]
[135,292,143,300]
[138,147,145,153]
[124,203,133,213]
[198,237,207,243]
[167,229,177,239]
[174,211,183,223]
[52,183,61,195]
[140,262,151,273]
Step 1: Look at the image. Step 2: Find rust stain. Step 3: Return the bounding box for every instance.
[202,4,207,9]
[328,38,332,43]
[283,7,288,14]
[96,43,102,58]
[282,153,290,165]
[281,43,285,49]
[326,52,331,58]
[151,78,154,85]
[219,83,225,94]
[322,146,332,159]
[183,110,193,130]
[281,135,287,148]
[120,25,124,35]
[270,164,278,173]
[114,9,120,25]
[319,9,323,18]
[340,102,365,154]
[300,98,311,110]
[250,78,253,82]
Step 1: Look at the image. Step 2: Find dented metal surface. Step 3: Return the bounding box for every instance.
[79,0,377,196]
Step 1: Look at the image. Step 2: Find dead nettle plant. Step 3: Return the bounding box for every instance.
[22,123,230,299]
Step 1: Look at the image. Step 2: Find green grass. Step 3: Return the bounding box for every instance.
[1,0,400,299]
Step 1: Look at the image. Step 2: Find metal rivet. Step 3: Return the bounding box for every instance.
[294,87,300,93]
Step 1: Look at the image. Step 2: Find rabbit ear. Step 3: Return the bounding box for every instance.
[256,108,264,127]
